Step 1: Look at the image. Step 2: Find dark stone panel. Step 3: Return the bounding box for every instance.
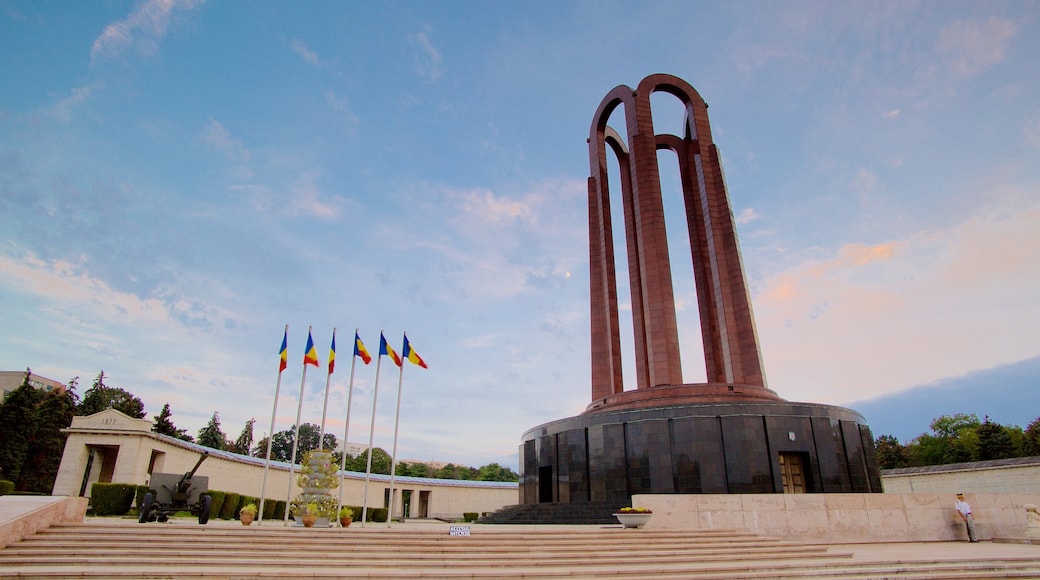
[624,420,673,494]
[588,423,628,503]
[720,415,774,493]
[520,440,536,504]
[810,416,852,492]
[859,424,883,492]
[557,428,589,503]
[841,420,869,492]
[537,434,557,502]
[670,416,727,493]
[764,415,819,492]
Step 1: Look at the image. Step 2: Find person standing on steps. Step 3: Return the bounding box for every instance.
[955,493,979,542]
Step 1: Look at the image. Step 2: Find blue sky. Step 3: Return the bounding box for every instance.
[2,1,1038,467]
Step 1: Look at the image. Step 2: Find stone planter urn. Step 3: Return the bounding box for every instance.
[339,516,353,528]
[301,513,318,528]
[240,512,255,526]
[614,510,652,529]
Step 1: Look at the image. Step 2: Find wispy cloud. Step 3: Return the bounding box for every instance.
[1025,118,1040,148]
[200,118,250,162]
[736,208,760,225]
[48,84,99,122]
[91,0,206,62]
[289,38,320,66]
[935,17,1018,77]
[409,31,443,80]
[755,200,1040,404]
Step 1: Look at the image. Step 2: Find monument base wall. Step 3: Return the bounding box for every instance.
[635,492,1040,543]
[520,401,882,504]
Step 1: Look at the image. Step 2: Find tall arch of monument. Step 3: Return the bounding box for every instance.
[588,73,774,407]
[518,75,880,513]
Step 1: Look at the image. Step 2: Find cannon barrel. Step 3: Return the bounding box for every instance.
[179,451,210,486]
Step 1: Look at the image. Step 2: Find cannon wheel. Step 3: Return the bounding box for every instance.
[138,492,154,524]
[198,494,212,525]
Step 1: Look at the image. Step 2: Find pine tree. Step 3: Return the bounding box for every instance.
[0,369,44,487]
[77,371,146,418]
[152,403,195,442]
[18,381,77,493]
[197,412,227,450]
[976,416,1015,461]
[229,418,255,455]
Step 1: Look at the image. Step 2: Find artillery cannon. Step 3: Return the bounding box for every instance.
[138,451,212,524]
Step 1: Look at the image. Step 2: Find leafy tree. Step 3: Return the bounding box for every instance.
[874,435,910,469]
[77,371,146,418]
[477,462,519,482]
[0,369,43,486]
[1023,417,1040,456]
[151,403,194,442]
[252,423,337,463]
[197,412,227,450]
[228,418,255,455]
[18,381,77,493]
[976,416,1015,461]
[930,413,980,439]
[395,461,433,478]
[357,447,392,475]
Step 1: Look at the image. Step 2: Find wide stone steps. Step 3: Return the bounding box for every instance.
[2,521,1040,579]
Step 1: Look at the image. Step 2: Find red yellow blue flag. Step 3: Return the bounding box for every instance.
[328,332,337,374]
[278,329,288,373]
[402,335,428,369]
[354,332,372,365]
[379,332,402,367]
[303,331,319,367]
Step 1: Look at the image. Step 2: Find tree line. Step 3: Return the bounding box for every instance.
[875,413,1040,469]
[0,369,517,494]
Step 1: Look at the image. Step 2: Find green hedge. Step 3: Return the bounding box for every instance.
[90,483,137,516]
[463,512,478,522]
[0,480,14,495]
[236,495,259,518]
[273,500,286,520]
[369,507,388,523]
[261,498,277,519]
[207,490,226,518]
[134,485,152,510]
[219,492,240,519]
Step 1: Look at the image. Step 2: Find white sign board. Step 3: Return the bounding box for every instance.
[449,525,471,536]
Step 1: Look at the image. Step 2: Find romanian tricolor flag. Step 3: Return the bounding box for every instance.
[354,332,372,365]
[328,332,337,374]
[379,332,402,367]
[303,331,319,367]
[402,335,428,369]
[278,329,288,373]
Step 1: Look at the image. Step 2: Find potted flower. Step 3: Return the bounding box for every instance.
[613,506,653,529]
[338,506,354,528]
[298,502,319,528]
[239,503,257,526]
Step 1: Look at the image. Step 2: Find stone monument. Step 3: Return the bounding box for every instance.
[519,74,881,506]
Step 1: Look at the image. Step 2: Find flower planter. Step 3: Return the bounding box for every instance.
[614,512,652,529]
[339,516,353,528]
[240,513,255,526]
[301,514,317,528]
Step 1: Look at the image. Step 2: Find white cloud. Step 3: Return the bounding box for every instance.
[49,84,98,122]
[754,201,1040,404]
[935,17,1017,77]
[1025,118,1040,148]
[289,39,320,66]
[90,0,205,62]
[409,31,443,80]
[200,118,250,162]
[736,207,760,225]
[882,109,900,119]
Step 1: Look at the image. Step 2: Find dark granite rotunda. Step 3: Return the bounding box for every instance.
[518,74,881,506]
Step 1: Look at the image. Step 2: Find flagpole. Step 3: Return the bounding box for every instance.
[386,339,407,528]
[337,329,361,523]
[360,338,385,528]
[318,328,336,447]
[285,325,313,525]
[258,324,287,525]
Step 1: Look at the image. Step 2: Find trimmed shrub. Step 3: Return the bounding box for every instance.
[206,490,226,518]
[370,507,388,523]
[236,495,258,518]
[90,483,137,516]
[8,491,47,496]
[0,480,14,495]
[219,492,240,519]
[273,500,286,521]
[261,498,277,519]
[463,512,478,522]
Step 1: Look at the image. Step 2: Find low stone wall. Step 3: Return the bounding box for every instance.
[0,496,87,548]
[635,493,1040,543]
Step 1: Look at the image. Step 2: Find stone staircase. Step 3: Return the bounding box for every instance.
[3,520,1040,578]
[477,500,619,524]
